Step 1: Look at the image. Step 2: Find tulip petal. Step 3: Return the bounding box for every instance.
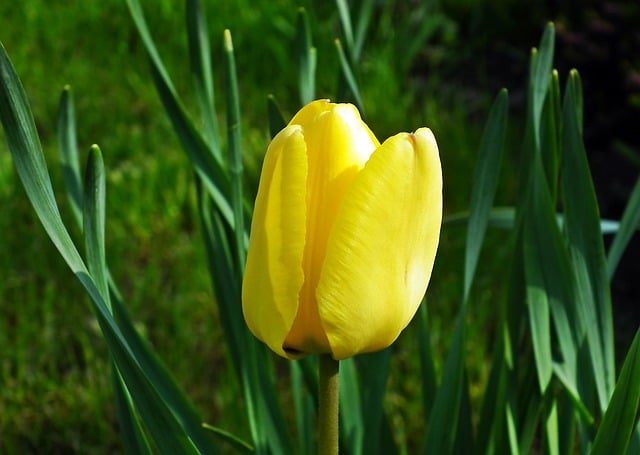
[283,103,378,355]
[317,128,442,359]
[242,125,308,358]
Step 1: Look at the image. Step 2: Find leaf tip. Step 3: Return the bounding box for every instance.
[223,29,233,52]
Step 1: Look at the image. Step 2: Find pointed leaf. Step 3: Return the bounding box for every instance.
[57,85,83,225]
[186,0,221,157]
[591,329,640,455]
[464,88,508,302]
[607,176,640,279]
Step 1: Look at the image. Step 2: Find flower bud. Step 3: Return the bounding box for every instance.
[242,100,442,360]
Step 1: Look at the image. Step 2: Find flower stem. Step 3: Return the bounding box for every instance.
[318,354,339,455]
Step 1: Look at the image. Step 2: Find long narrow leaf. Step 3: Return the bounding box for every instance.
[416,303,436,421]
[422,309,466,454]
[267,94,286,139]
[357,349,394,455]
[464,88,508,302]
[334,38,365,114]
[528,23,555,153]
[607,176,640,279]
[1,41,218,454]
[186,0,221,157]
[126,0,234,229]
[223,29,246,270]
[57,85,83,225]
[83,145,109,303]
[335,0,354,59]
[352,0,375,62]
[295,7,316,105]
[561,69,615,407]
[340,358,364,455]
[590,329,640,455]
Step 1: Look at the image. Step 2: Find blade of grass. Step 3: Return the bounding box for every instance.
[112,368,152,455]
[590,329,640,455]
[126,0,234,229]
[223,29,246,270]
[476,323,509,454]
[267,94,286,139]
[57,85,83,226]
[561,69,615,408]
[607,176,640,279]
[416,303,437,420]
[445,207,623,235]
[528,23,555,154]
[291,361,315,455]
[357,349,394,455]
[83,145,109,303]
[295,7,316,105]
[83,144,152,454]
[147,55,234,228]
[463,88,508,303]
[339,358,364,455]
[540,70,561,201]
[523,153,581,395]
[186,0,221,157]
[422,308,466,454]
[201,423,254,454]
[352,0,374,62]
[334,38,365,114]
[335,0,354,60]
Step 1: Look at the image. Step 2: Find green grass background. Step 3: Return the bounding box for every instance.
[1,1,539,452]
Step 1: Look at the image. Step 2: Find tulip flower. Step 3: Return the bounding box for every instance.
[242,99,442,360]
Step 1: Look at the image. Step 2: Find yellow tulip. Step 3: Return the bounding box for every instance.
[242,99,442,360]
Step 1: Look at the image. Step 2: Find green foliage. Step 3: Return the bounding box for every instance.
[1,1,639,454]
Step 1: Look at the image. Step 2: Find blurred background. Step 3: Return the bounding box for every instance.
[1,0,638,452]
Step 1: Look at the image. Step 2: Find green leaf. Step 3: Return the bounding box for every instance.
[334,38,365,114]
[446,207,624,236]
[416,303,436,421]
[528,23,555,153]
[112,368,152,455]
[266,94,286,139]
[1,40,218,455]
[202,423,254,454]
[352,0,374,62]
[126,0,235,230]
[59,82,151,455]
[561,69,615,409]
[422,309,466,454]
[545,400,559,455]
[335,0,354,59]
[295,7,316,105]
[83,145,109,305]
[223,29,246,271]
[339,358,364,455]
[523,153,580,395]
[290,361,314,455]
[476,324,509,454]
[57,85,83,226]
[357,349,394,454]
[607,176,640,279]
[464,88,508,303]
[590,329,640,455]
[540,70,561,200]
[186,0,221,157]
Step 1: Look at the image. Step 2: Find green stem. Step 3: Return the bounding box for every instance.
[318,354,340,455]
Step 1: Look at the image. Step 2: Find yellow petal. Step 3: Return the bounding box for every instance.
[316,128,442,359]
[283,103,379,355]
[242,125,308,358]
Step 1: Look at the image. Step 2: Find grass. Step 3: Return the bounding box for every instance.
[0,1,530,452]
